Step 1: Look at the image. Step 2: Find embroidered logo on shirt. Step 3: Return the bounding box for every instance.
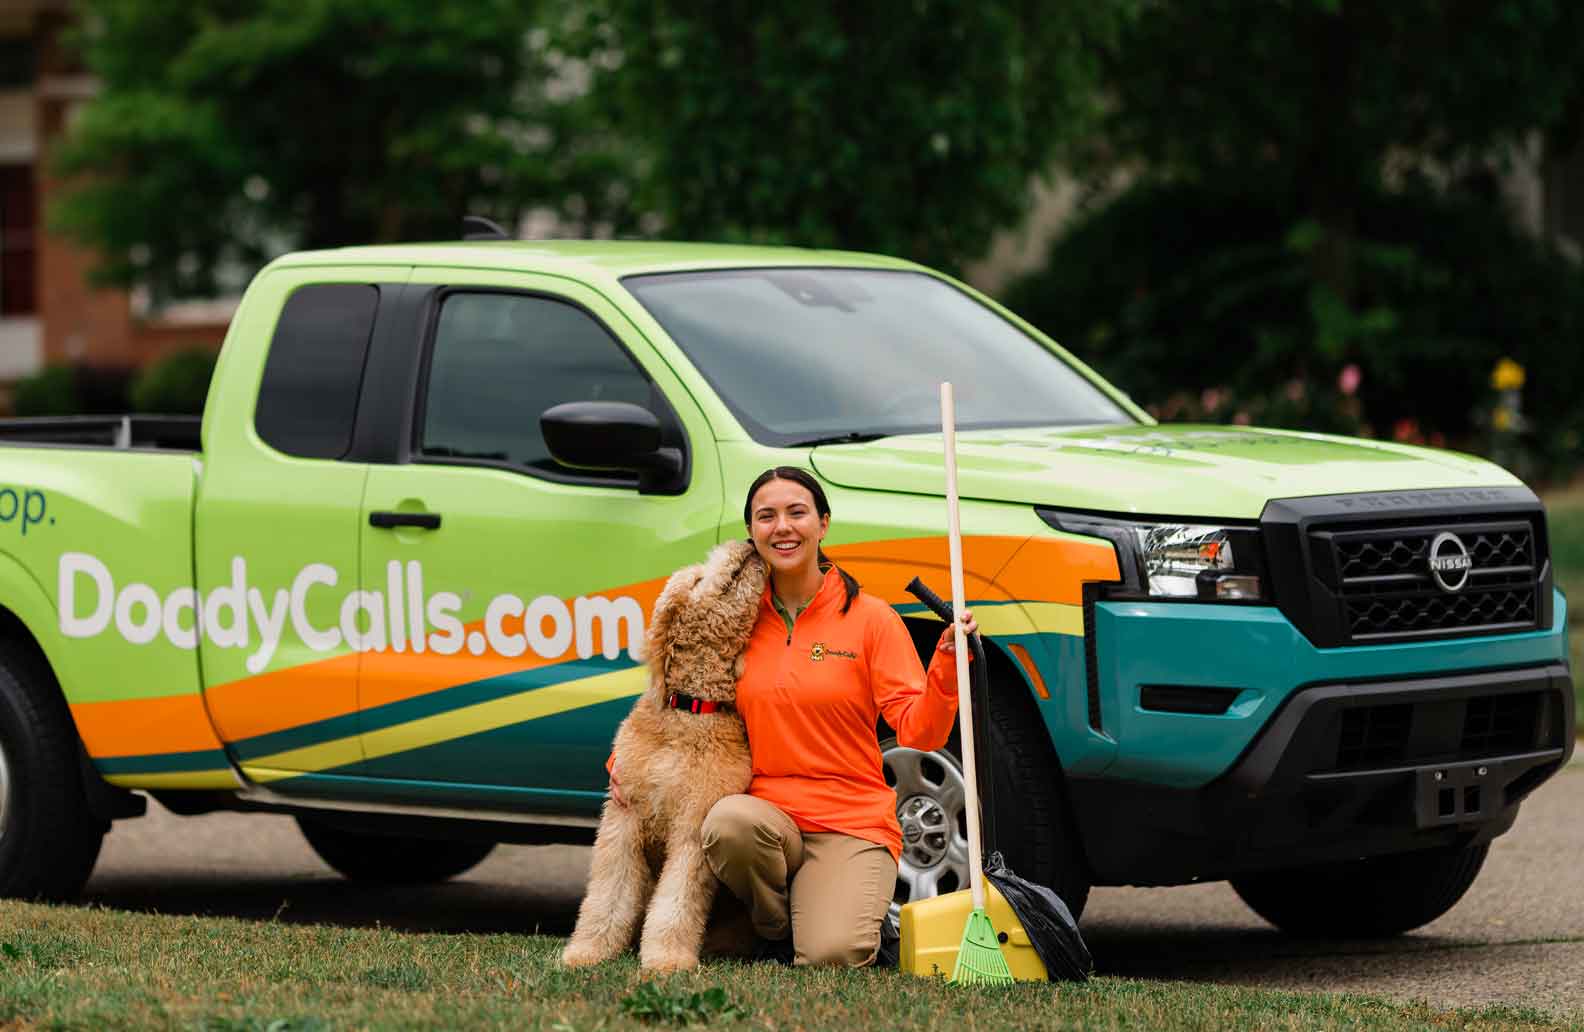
[810,641,856,662]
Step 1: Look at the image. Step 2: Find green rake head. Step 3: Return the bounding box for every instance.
[949,908,1014,986]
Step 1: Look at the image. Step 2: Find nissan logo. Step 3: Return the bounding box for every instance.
[1427,532,1473,592]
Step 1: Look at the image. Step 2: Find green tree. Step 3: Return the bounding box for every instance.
[574,2,1133,272]
[50,0,640,303]
[1084,0,1584,306]
[1011,0,1584,474]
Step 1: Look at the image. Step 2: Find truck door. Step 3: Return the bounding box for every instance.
[196,268,402,785]
[355,272,721,812]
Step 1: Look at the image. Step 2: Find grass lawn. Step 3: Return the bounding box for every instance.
[0,900,1571,1032]
[1541,485,1584,731]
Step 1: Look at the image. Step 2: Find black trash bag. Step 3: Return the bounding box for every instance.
[984,850,1093,982]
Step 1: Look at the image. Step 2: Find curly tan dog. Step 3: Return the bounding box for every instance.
[562,539,766,972]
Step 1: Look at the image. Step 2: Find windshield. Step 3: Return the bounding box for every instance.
[623,268,1133,446]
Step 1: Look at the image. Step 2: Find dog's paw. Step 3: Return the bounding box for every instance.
[639,946,700,973]
[561,941,619,968]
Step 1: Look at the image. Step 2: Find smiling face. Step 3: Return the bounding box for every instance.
[747,478,830,579]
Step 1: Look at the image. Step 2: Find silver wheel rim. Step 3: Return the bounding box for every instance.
[882,741,969,924]
[0,734,10,843]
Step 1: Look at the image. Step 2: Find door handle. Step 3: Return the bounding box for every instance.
[369,511,442,530]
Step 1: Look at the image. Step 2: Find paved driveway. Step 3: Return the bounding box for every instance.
[1080,763,1584,1016]
[83,762,1583,1018]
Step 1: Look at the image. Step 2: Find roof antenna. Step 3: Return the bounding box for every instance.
[462,215,511,241]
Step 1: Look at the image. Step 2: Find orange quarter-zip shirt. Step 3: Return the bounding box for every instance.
[738,565,960,861]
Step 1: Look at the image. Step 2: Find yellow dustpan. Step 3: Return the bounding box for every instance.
[900,878,1049,980]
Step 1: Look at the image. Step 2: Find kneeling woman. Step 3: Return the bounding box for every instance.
[614,466,974,966]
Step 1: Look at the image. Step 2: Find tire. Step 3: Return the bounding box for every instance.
[881,667,1090,922]
[1231,843,1489,937]
[296,816,497,883]
[978,667,1091,918]
[0,639,107,900]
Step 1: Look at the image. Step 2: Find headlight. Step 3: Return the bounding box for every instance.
[1038,511,1265,602]
[1134,525,1254,595]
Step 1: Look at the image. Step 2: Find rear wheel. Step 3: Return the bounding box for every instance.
[1231,843,1489,937]
[0,640,106,900]
[296,817,497,883]
[881,668,1089,922]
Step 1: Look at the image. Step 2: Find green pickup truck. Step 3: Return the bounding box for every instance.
[0,241,1570,938]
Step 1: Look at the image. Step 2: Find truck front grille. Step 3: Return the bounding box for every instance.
[1310,519,1543,644]
[1344,587,1537,639]
[1334,527,1533,580]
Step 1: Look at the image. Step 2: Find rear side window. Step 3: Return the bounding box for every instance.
[419,291,658,480]
[255,284,378,459]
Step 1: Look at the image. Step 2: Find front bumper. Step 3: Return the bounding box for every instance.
[1066,591,1572,886]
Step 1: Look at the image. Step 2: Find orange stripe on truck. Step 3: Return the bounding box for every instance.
[825,535,1028,603]
[201,653,361,745]
[994,536,1120,604]
[827,534,1118,606]
[70,693,227,759]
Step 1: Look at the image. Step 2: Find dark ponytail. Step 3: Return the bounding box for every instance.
[744,466,861,614]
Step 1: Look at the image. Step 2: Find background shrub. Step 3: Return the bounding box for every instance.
[129,348,218,415]
[11,366,82,417]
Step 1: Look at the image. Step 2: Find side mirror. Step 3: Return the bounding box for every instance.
[540,401,686,493]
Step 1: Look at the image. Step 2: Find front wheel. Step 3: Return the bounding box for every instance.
[1230,843,1489,937]
[296,817,497,883]
[880,671,1090,922]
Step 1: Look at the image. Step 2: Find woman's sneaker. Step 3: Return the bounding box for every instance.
[874,913,901,969]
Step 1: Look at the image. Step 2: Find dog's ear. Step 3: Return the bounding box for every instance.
[722,539,766,586]
[695,539,762,601]
[735,550,767,587]
[646,563,704,665]
[721,538,758,573]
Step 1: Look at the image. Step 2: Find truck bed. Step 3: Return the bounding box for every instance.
[0,416,201,451]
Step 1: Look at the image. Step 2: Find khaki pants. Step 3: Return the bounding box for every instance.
[701,794,896,967]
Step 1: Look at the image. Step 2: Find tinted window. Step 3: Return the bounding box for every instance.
[624,268,1132,446]
[420,292,656,479]
[255,284,378,459]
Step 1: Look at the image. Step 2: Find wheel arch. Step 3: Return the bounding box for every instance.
[896,615,1068,759]
[0,556,145,824]
[0,551,84,720]
[896,615,1086,844]
[888,615,1095,910]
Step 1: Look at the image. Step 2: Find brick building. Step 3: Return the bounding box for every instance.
[0,1,228,411]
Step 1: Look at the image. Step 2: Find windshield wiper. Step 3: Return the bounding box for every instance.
[783,431,892,448]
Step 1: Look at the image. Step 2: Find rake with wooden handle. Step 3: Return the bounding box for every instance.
[939,381,1014,986]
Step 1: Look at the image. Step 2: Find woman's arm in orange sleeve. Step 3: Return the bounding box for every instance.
[604,750,627,806]
[870,608,960,751]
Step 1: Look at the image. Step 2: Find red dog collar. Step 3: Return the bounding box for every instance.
[665,691,731,715]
